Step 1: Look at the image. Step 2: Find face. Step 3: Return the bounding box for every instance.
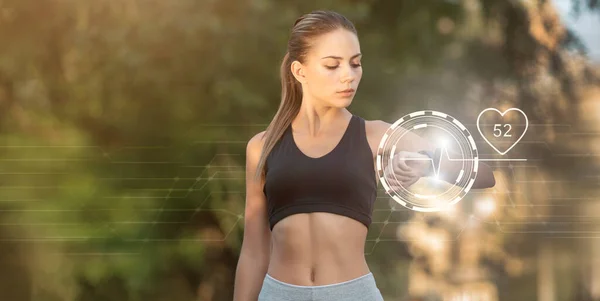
[291,29,363,108]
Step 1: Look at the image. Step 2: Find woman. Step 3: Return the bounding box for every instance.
[233,10,496,301]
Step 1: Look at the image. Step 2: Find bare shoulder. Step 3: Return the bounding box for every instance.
[247,130,267,157]
[364,119,391,138]
[246,130,267,186]
[363,119,392,158]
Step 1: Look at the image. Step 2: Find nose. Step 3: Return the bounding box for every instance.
[340,64,356,83]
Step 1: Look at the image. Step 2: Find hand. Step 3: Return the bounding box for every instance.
[384,151,432,188]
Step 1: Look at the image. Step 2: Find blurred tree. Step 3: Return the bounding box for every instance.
[0,0,598,300]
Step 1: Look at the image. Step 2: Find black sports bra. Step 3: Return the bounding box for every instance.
[263,115,377,231]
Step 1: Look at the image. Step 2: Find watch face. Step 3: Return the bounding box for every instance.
[418,150,433,158]
[377,110,479,212]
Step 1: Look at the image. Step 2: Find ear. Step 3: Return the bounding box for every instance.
[290,60,307,84]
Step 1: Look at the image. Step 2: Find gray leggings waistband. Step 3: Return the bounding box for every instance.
[258,272,384,301]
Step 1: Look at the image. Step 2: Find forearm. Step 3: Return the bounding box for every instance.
[385,127,495,189]
[435,149,496,189]
[233,251,270,301]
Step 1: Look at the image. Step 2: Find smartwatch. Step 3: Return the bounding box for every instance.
[417,148,439,177]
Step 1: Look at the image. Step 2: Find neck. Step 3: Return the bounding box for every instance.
[293,96,351,137]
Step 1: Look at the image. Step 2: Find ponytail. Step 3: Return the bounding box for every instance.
[254,52,303,179]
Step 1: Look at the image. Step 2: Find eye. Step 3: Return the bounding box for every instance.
[351,63,362,68]
[325,65,338,70]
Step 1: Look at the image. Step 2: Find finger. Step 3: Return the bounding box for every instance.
[383,166,395,180]
[386,172,405,185]
[384,164,411,180]
[391,154,412,171]
[395,157,412,172]
[389,173,414,183]
[388,174,413,189]
[383,172,405,189]
[384,163,419,188]
[393,165,417,179]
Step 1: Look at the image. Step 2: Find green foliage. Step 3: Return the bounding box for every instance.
[0,0,597,300]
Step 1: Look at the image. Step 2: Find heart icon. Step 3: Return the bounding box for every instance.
[476,108,528,155]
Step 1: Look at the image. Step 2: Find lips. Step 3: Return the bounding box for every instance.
[338,89,355,93]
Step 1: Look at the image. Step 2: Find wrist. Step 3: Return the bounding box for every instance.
[417,148,439,177]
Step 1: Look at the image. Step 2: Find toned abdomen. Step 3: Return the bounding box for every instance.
[267,212,370,286]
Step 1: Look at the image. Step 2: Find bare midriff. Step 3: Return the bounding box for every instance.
[266,212,371,286]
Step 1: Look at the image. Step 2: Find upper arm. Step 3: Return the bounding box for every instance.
[365,119,434,154]
[241,131,271,257]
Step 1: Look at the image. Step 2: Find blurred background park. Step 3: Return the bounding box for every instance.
[1,0,600,300]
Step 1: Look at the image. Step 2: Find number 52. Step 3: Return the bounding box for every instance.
[494,124,512,137]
